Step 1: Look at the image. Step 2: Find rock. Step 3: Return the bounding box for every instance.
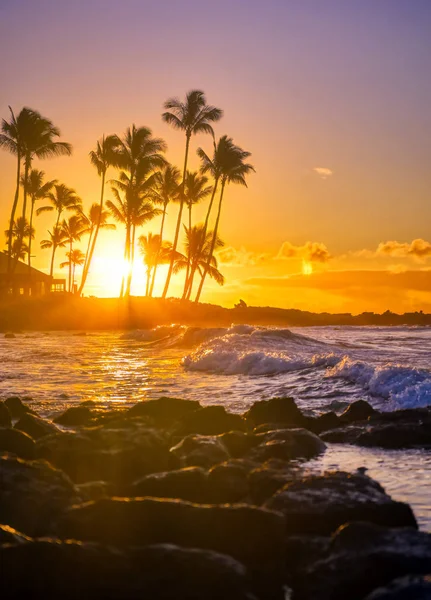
[15,413,60,440]
[128,396,201,428]
[249,460,302,505]
[0,401,12,427]
[308,411,341,434]
[4,332,15,339]
[75,481,113,502]
[290,522,431,600]
[265,471,417,535]
[322,421,431,449]
[364,575,431,600]
[207,460,252,503]
[219,430,257,457]
[0,454,81,536]
[340,399,379,422]
[54,406,93,426]
[57,497,286,598]
[130,467,208,503]
[0,524,31,545]
[249,428,326,463]
[0,539,257,600]
[170,434,231,468]
[4,396,34,419]
[0,428,35,459]
[244,397,307,428]
[172,406,247,436]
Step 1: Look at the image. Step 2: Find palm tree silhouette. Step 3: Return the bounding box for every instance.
[40,225,68,279]
[195,137,254,302]
[138,233,176,297]
[61,215,86,292]
[79,135,118,294]
[161,90,222,298]
[36,183,82,231]
[148,165,181,296]
[5,217,35,268]
[60,249,85,294]
[22,169,56,271]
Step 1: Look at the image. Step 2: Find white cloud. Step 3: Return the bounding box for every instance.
[313,167,333,179]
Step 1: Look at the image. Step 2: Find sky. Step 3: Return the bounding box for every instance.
[1,0,431,313]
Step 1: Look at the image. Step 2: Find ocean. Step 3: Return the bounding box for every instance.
[1,325,430,529]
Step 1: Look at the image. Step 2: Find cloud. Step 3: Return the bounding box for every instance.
[276,241,331,263]
[313,167,333,179]
[217,246,268,266]
[376,238,431,260]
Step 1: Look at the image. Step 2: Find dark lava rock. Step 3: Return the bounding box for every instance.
[15,413,60,440]
[172,405,247,436]
[290,522,431,600]
[249,460,302,505]
[128,396,201,428]
[308,411,341,434]
[75,481,113,502]
[207,460,253,503]
[0,524,31,545]
[340,399,379,423]
[170,434,231,468]
[244,397,307,428]
[219,430,257,457]
[54,406,93,426]
[4,332,16,339]
[264,471,417,535]
[364,575,431,600]
[130,466,208,503]
[0,539,258,600]
[322,421,431,449]
[0,428,35,459]
[249,428,326,462]
[56,497,286,598]
[0,454,81,536]
[4,396,34,418]
[0,401,12,427]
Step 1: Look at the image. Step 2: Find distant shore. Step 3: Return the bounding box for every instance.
[0,296,430,331]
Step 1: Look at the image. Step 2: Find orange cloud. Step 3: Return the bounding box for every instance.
[313,167,333,179]
[217,246,268,266]
[377,238,431,260]
[276,241,331,263]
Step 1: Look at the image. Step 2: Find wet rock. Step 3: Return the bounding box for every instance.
[173,405,247,436]
[128,396,201,428]
[75,481,113,502]
[340,399,379,423]
[308,411,341,434]
[0,427,35,459]
[249,460,301,505]
[364,575,431,600]
[244,397,307,428]
[0,524,31,545]
[265,471,417,535]
[130,466,208,503]
[219,430,257,457]
[57,497,286,598]
[207,460,253,503]
[54,406,93,426]
[4,396,34,418]
[0,401,12,427]
[4,332,15,339]
[170,434,231,468]
[15,413,60,440]
[0,454,81,536]
[322,421,431,449]
[290,522,431,600]
[0,539,257,600]
[249,428,326,462]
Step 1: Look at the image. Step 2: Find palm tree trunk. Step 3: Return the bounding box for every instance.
[81,227,94,286]
[72,263,76,294]
[22,156,30,220]
[7,149,21,278]
[120,224,130,298]
[149,203,167,297]
[195,180,226,303]
[68,239,72,292]
[145,266,151,297]
[184,178,219,299]
[79,170,105,295]
[50,244,57,280]
[162,133,190,299]
[126,224,136,296]
[182,201,192,295]
[28,198,35,272]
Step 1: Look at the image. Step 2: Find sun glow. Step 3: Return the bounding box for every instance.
[302,261,313,275]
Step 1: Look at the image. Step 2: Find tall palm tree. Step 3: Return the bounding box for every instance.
[79,203,116,294]
[60,249,85,294]
[138,233,175,297]
[36,183,82,229]
[22,169,56,271]
[148,164,181,296]
[79,135,118,295]
[61,215,86,292]
[194,137,254,302]
[182,171,212,296]
[5,217,35,267]
[161,90,223,298]
[40,225,68,279]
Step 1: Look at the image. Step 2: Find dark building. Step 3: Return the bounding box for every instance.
[0,253,66,297]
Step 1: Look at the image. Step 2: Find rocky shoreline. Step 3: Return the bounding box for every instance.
[1,395,431,599]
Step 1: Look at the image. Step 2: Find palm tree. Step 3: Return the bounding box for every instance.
[182,171,212,296]
[138,233,175,297]
[5,217,35,267]
[194,137,254,302]
[60,249,85,294]
[79,203,116,294]
[36,183,82,230]
[148,164,181,296]
[22,169,56,271]
[175,224,225,292]
[79,135,118,294]
[61,215,86,292]
[161,90,223,298]
[40,225,68,279]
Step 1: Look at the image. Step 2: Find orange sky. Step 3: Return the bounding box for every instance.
[1,0,431,313]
